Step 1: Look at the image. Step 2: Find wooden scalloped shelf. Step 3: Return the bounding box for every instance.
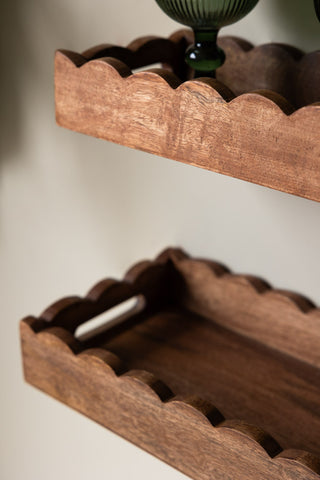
[21,248,320,480]
[55,29,320,202]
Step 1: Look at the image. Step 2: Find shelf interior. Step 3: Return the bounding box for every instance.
[83,306,320,458]
[79,30,320,109]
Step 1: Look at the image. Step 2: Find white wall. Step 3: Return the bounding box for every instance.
[1,1,319,478]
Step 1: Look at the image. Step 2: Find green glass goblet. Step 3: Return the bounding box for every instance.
[155,0,259,77]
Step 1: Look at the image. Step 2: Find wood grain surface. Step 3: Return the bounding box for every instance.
[55,30,320,202]
[20,248,320,480]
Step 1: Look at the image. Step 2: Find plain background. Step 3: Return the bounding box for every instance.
[1,0,319,478]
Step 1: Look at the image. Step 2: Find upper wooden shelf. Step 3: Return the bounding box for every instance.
[21,248,320,480]
[55,30,320,202]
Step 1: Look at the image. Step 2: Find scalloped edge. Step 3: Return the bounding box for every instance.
[58,29,320,115]
[56,49,320,117]
[20,319,320,477]
[30,247,320,326]
[21,248,320,477]
[55,34,320,203]
[160,248,319,315]
[23,247,320,363]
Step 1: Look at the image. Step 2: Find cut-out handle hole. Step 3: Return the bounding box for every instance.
[75,296,145,341]
[132,62,165,73]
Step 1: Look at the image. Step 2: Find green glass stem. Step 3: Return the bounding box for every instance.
[185,29,225,78]
[154,0,260,77]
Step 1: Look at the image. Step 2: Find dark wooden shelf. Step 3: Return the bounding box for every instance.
[20,248,320,480]
[55,29,320,202]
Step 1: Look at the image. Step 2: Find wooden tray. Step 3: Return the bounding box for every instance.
[55,30,320,202]
[20,248,320,480]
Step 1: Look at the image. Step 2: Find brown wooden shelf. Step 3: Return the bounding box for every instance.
[21,248,320,480]
[55,29,320,202]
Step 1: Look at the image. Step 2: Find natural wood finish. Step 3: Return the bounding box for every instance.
[20,248,320,480]
[55,30,320,202]
[217,37,320,109]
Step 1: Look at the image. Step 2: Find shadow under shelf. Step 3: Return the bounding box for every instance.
[55,29,320,202]
[21,248,320,480]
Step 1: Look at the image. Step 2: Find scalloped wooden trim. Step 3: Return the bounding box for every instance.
[55,32,320,202]
[216,36,320,108]
[20,249,320,479]
[72,29,320,108]
[21,320,320,479]
[24,247,320,368]
[163,248,320,369]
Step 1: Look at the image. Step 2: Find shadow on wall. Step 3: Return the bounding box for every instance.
[267,0,319,48]
[1,0,28,164]
[0,0,77,166]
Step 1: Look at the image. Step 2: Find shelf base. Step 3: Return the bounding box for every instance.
[20,248,320,480]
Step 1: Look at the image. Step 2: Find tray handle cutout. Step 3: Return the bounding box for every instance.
[75,295,145,341]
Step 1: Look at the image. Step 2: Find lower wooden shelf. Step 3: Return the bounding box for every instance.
[20,249,320,479]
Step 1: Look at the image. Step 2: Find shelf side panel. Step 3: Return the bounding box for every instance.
[20,320,320,480]
[55,50,320,202]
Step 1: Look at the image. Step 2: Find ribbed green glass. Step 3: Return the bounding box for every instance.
[155,0,259,29]
[155,0,259,77]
